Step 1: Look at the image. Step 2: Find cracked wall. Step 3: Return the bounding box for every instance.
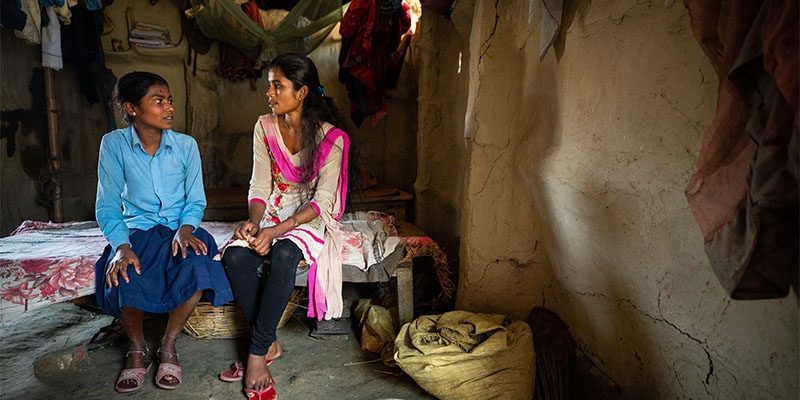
[418,0,799,398]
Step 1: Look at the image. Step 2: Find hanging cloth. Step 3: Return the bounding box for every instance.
[42,6,63,70]
[338,0,411,127]
[14,0,41,44]
[684,0,799,299]
[535,0,562,61]
[1,0,27,31]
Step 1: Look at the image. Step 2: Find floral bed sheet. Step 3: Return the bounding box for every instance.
[0,212,408,323]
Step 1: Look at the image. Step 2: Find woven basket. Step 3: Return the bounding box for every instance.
[183,288,304,339]
[279,288,304,328]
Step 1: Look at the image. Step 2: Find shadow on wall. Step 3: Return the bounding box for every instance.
[514,0,635,397]
[553,0,591,62]
[1,68,54,222]
[579,184,656,398]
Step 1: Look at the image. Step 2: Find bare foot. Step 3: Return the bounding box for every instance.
[265,340,282,361]
[245,353,274,391]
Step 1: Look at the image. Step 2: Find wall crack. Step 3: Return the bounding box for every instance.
[471,147,507,196]
[478,0,500,60]
[575,291,715,388]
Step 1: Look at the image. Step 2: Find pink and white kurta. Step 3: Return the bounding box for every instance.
[247,114,350,320]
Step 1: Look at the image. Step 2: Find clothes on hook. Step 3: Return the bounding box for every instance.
[684,0,799,299]
[338,0,411,128]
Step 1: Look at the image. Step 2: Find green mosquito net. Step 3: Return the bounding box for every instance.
[188,0,346,69]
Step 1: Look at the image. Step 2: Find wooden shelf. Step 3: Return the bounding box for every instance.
[350,186,414,222]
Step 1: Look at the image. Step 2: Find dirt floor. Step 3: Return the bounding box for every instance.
[0,295,437,400]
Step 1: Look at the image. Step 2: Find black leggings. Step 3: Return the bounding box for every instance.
[222,239,302,356]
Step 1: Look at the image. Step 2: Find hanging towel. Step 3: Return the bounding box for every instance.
[42,7,63,70]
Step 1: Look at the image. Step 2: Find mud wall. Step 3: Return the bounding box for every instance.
[415,0,798,398]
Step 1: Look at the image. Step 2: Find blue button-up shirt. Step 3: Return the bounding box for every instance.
[95,126,206,250]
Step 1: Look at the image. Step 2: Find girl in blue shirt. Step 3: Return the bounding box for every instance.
[94,71,233,393]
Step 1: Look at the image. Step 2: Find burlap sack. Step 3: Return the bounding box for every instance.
[356,299,398,366]
[394,311,535,400]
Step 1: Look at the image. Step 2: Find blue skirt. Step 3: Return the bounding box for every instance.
[95,225,234,318]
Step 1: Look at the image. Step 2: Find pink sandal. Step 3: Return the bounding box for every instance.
[115,350,152,393]
[244,382,277,400]
[155,348,182,390]
[219,359,273,382]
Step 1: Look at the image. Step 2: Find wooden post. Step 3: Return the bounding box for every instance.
[44,67,63,222]
[396,258,414,328]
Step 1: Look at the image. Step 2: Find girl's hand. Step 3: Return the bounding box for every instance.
[234,221,260,241]
[249,226,278,256]
[105,244,141,288]
[172,225,208,258]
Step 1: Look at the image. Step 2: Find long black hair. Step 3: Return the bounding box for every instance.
[268,53,363,203]
[113,71,169,125]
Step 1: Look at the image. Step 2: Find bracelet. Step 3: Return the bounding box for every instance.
[291,216,300,228]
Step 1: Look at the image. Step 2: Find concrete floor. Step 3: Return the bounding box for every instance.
[0,297,436,400]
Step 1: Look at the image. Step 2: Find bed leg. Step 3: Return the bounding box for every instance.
[396,259,414,328]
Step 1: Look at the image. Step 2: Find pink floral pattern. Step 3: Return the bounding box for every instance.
[47,258,95,293]
[0,215,437,323]
[1,281,35,306]
[0,220,237,323]
[264,150,293,226]
[340,231,364,262]
[272,160,281,175]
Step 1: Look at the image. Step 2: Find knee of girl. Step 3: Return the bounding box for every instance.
[271,242,301,265]
[271,249,293,264]
[221,247,247,267]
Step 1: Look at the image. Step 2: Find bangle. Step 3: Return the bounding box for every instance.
[291,216,300,228]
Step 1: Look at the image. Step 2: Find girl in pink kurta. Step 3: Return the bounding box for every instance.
[219,53,358,400]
